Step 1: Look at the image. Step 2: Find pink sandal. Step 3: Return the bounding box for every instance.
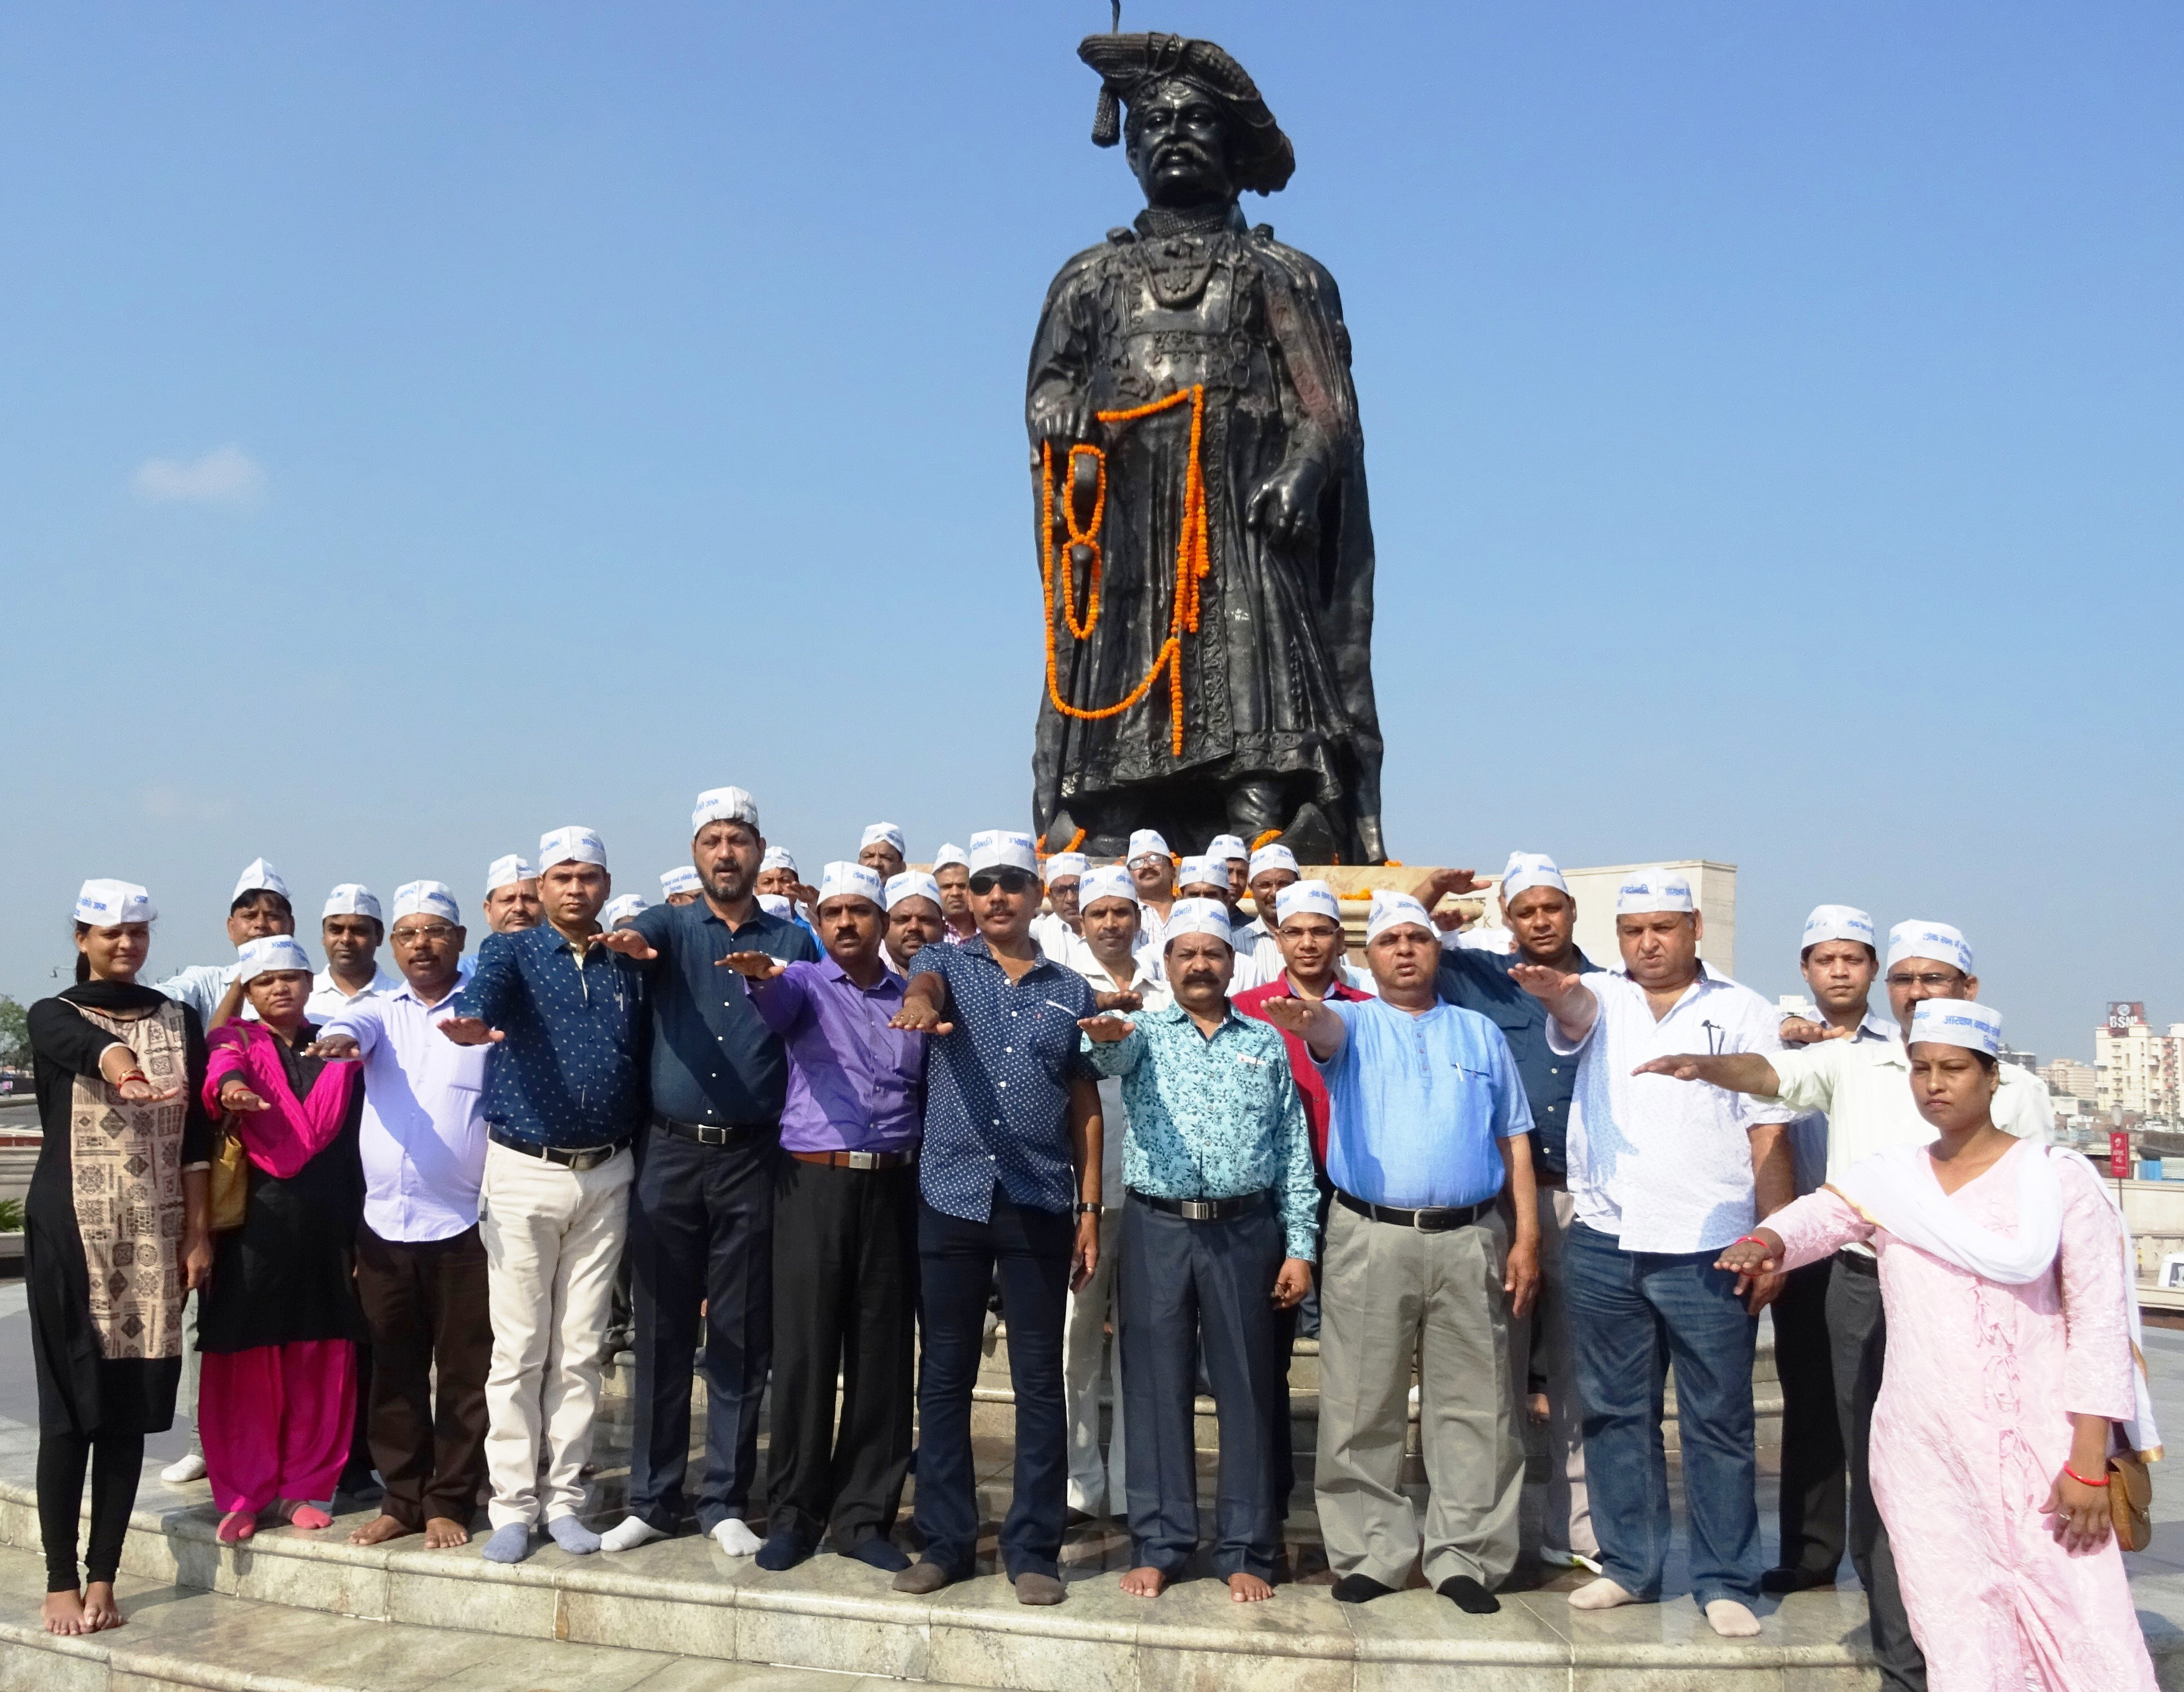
[216,1511,255,1544]
[272,1500,333,1531]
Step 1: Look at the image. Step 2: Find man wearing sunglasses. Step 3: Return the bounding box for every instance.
[888,831,1104,1606]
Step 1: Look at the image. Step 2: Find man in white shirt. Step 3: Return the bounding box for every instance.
[1232,843,1299,980]
[154,857,295,1023]
[1031,852,1089,962]
[307,884,401,1023]
[314,882,492,1551]
[1514,871,1794,1641]
[482,855,542,934]
[1175,856,1272,995]
[1632,916,2046,1690]
[1125,830,1178,953]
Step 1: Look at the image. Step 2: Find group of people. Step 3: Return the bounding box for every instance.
[24,798,2161,1688]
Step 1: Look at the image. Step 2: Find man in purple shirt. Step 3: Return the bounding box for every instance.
[721,861,926,1574]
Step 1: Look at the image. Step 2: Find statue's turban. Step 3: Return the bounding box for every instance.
[1078,32,1295,195]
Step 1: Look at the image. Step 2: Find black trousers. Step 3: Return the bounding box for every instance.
[1771,1255,1846,1578]
[913,1187,1072,1580]
[767,1158,917,1550]
[354,1221,493,1529]
[37,1429,141,1591]
[1828,1252,1927,1691]
[1118,1195,1285,1580]
[627,1123,776,1533]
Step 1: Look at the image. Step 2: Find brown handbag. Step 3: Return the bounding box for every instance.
[2109,1451,2154,1552]
[207,1120,250,1232]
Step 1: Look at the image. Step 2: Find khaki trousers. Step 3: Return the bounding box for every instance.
[1315,1201,1522,1590]
[479,1140,632,1529]
[1509,1184,1596,1557]
[1062,1204,1127,1515]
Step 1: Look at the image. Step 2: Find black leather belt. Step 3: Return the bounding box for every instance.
[1336,1189,1492,1232]
[654,1113,774,1146]
[1129,1187,1272,1222]
[488,1128,629,1172]
[1834,1248,1878,1276]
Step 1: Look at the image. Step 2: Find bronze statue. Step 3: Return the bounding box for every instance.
[1028,28,1386,864]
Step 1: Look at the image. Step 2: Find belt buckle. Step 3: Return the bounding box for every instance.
[846,1150,877,1171]
[698,1123,729,1145]
[1182,1198,1216,1221]
[1412,1207,1433,1231]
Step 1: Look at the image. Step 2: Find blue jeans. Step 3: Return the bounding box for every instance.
[1563,1220,1760,1608]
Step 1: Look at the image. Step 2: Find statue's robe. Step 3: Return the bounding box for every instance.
[1027,204,1384,861]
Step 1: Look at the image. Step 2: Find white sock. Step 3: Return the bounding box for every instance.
[1705,1599,1760,1639]
[1568,1576,1638,1611]
[161,1452,207,1484]
[712,1517,762,1556]
[599,1515,665,1553]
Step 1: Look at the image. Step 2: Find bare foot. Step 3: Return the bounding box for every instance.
[423,1517,471,1550]
[1228,1572,1273,1603]
[42,1588,87,1635]
[350,1513,414,1547]
[81,1582,124,1631]
[1120,1565,1167,1599]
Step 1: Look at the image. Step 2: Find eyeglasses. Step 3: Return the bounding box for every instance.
[968,871,1036,896]
[391,924,458,945]
[1884,971,1958,989]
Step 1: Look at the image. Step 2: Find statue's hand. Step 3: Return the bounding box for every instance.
[1247,457,1327,550]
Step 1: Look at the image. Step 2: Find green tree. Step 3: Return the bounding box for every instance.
[0,995,29,1071]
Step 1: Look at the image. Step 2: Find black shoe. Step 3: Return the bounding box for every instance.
[755,1528,814,1573]
[1437,1575,1500,1615]
[846,1536,910,1573]
[1331,1573,1396,1605]
[1760,1565,1836,1595]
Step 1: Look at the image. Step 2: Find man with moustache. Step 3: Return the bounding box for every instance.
[1173,855,1272,993]
[857,824,908,885]
[1125,830,1179,952]
[931,843,979,944]
[482,856,542,934]
[882,870,945,974]
[1030,851,1089,962]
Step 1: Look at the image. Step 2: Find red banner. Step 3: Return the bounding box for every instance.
[2111,1130,2133,1178]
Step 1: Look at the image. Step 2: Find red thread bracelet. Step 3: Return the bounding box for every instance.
[1732,1235,1772,1251]
[2063,1464,2110,1488]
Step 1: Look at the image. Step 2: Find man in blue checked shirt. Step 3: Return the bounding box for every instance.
[1078,898,1315,1605]
[1260,889,1539,1619]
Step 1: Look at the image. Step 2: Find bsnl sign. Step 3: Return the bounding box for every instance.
[2109,1002,2147,1030]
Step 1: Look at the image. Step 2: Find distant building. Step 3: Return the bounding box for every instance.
[1999,1043,2038,1074]
[2043,1057,2099,1102]
[2095,1006,2181,1122]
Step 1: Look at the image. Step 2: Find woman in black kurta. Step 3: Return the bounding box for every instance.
[26,884,212,1635]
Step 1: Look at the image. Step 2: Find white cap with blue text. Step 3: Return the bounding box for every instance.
[393,881,460,924]
[886,870,943,913]
[660,865,702,898]
[232,858,289,903]
[690,786,760,836]
[968,831,1039,877]
[1614,870,1695,914]
[1249,842,1300,879]
[859,822,906,856]
[1079,865,1137,909]
[759,847,797,876]
[1176,854,1224,892]
[1164,897,1233,948]
[1366,889,1437,944]
[1500,852,1569,903]
[237,935,314,983]
[1909,998,2002,1057]
[75,880,155,926]
[1206,833,1249,865]
[538,827,607,872]
[818,861,886,909]
[1276,880,1341,927]
[322,883,382,922]
[931,842,970,871]
[1802,904,1876,952]
[1126,829,1172,865]
[1043,851,1089,885]
[1886,920,1973,976]
[486,854,533,892]
[757,893,794,919]
[601,894,648,927]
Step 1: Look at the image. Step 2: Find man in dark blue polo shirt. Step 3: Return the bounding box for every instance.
[887,830,1102,1606]
[590,785,818,1561]
[1429,851,1597,1574]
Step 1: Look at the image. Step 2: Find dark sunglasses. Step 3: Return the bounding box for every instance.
[968,869,1037,896]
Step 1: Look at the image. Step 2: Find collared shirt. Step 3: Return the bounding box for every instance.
[1231,918,1375,997]
[1232,975,1375,1167]
[1435,946,1594,1177]
[155,962,255,1024]
[1776,1008,1897,1198]
[626,899,819,1127]
[305,963,402,1026]
[1030,911,1080,965]
[453,923,648,1149]
[324,975,489,1242]
[909,935,1099,1222]
[1553,962,1795,1254]
[1081,1002,1320,1260]
[1316,997,1533,1210]
[1066,947,1173,1199]
[747,957,925,1154]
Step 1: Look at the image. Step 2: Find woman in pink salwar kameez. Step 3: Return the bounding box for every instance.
[1719,1001,2158,1692]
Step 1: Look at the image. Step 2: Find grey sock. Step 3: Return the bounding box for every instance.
[480,1524,531,1564]
[547,1515,601,1555]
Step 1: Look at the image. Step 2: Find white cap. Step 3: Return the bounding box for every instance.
[1079,865,1138,910]
[601,894,649,927]
[1126,829,1172,864]
[1886,920,1973,976]
[1366,889,1436,945]
[932,842,970,872]
[1248,843,1300,880]
[660,866,703,898]
[1614,871,1695,914]
[1176,854,1227,892]
[818,861,886,909]
[392,881,461,924]
[1206,833,1249,864]
[968,831,1039,877]
[236,934,313,983]
[75,880,155,926]
[1276,880,1342,927]
[691,786,760,836]
[322,883,382,922]
[757,893,794,919]
[859,823,906,856]
[539,826,608,872]
[1163,897,1233,948]
[1500,852,1569,903]
[1802,904,1877,953]
[759,847,797,876]
[231,858,289,903]
[486,854,534,892]
[886,871,943,913]
[1043,852,1089,885]
[1909,998,2002,1057]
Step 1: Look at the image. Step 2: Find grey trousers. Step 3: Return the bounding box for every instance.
[1828,1252,1927,1692]
[1314,1201,1522,1590]
[1508,1184,1594,1557]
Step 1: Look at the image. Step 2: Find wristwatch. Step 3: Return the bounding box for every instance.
[1075,1201,1100,1216]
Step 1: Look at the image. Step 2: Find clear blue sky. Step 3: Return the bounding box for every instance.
[3,3,2177,1062]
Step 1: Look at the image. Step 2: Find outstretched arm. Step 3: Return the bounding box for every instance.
[1630,1051,1782,1095]
[1256,993,1347,1061]
[1510,965,1598,1044]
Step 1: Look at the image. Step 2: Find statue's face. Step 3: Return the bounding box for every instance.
[1125,79,1234,208]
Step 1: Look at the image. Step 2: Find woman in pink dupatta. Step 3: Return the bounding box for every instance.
[1719,1001,2158,1692]
[197,937,367,1543]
